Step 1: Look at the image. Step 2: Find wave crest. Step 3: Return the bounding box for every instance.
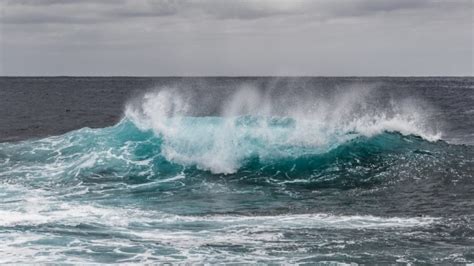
[124,86,441,173]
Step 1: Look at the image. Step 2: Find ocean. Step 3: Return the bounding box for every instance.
[0,77,473,263]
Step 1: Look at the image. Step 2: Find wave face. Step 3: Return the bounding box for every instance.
[0,117,442,187]
[1,83,473,264]
[124,86,441,174]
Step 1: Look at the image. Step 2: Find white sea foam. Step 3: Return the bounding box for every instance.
[125,85,441,174]
[0,184,440,263]
[0,183,436,228]
[0,200,437,229]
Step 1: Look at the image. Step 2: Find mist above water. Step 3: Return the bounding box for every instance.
[125,83,440,173]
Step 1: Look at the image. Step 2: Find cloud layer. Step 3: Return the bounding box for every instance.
[0,0,472,75]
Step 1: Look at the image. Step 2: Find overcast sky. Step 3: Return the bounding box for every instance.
[0,0,472,76]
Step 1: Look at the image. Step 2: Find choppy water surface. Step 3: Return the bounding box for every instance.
[0,77,473,263]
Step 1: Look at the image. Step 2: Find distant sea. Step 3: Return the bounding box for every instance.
[0,77,473,263]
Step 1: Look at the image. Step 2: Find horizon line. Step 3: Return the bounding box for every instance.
[1,75,473,78]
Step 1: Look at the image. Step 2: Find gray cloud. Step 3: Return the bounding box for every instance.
[0,0,472,76]
[107,0,184,18]
[1,0,113,24]
[329,0,472,18]
[4,0,120,6]
[1,13,108,25]
[4,0,470,24]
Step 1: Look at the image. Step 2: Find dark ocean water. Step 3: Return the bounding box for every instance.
[0,77,473,263]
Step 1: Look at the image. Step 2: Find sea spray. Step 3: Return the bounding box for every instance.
[0,78,473,264]
[124,84,441,173]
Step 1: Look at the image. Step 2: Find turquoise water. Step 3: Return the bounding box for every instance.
[1,115,473,263]
[0,81,473,263]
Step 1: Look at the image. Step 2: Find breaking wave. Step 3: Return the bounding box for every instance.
[123,86,441,174]
[1,82,473,264]
[0,85,446,187]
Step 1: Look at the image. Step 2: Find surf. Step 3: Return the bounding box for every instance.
[0,84,447,193]
[1,81,473,264]
[122,85,441,174]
